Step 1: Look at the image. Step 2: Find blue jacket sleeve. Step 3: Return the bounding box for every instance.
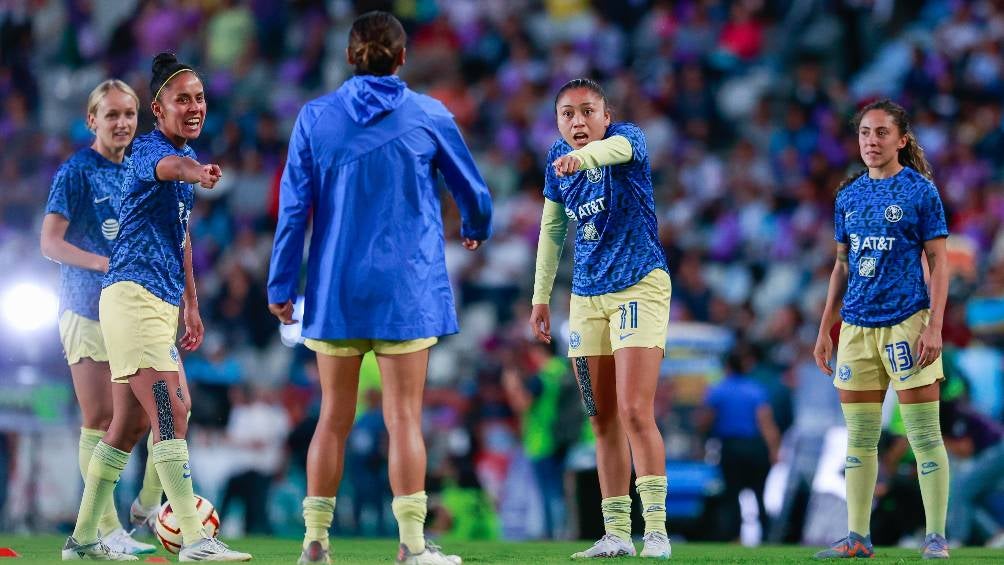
[267,107,315,304]
[431,113,493,241]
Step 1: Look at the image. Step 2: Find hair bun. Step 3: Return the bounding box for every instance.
[152,52,178,73]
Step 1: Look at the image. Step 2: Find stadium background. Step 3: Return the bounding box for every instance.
[1,0,1003,553]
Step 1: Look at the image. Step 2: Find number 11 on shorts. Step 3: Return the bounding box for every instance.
[619,301,638,330]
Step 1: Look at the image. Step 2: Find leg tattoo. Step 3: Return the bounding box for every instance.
[176,386,184,401]
[152,380,175,440]
[574,357,597,417]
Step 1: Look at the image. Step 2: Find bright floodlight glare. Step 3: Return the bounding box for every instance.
[1,282,59,333]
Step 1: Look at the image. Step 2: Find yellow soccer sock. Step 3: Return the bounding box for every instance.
[636,475,668,534]
[601,495,633,542]
[137,432,164,508]
[842,403,882,536]
[901,401,950,536]
[78,428,124,535]
[391,491,428,553]
[72,441,129,544]
[152,439,203,545]
[302,496,336,551]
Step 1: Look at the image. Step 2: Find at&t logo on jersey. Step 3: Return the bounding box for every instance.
[101,218,120,240]
[849,234,896,253]
[884,204,903,222]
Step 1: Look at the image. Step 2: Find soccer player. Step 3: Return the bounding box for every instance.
[41,79,157,557]
[61,53,251,561]
[813,100,950,560]
[267,11,492,565]
[529,78,672,559]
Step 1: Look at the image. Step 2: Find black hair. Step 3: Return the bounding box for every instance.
[554,78,609,111]
[349,11,407,76]
[837,99,934,192]
[150,52,197,102]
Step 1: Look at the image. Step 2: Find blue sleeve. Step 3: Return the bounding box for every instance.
[608,122,649,164]
[542,144,563,203]
[45,163,78,219]
[267,107,315,305]
[431,112,493,241]
[833,196,847,243]
[919,182,949,241]
[132,135,176,182]
[705,385,721,409]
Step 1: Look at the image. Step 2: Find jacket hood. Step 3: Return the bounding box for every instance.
[338,75,407,125]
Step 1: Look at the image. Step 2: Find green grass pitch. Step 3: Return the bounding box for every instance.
[0,535,1001,563]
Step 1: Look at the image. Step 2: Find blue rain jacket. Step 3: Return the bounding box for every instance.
[267,75,493,340]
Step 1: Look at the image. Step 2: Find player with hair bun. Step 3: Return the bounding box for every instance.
[61,52,250,562]
[268,11,492,565]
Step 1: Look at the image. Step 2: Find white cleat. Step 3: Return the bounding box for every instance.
[179,537,252,562]
[129,497,160,532]
[61,537,139,561]
[395,542,461,565]
[640,531,672,559]
[571,534,636,559]
[101,528,156,556]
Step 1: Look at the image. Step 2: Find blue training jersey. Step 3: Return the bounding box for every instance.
[45,148,126,320]
[104,130,196,306]
[835,166,948,327]
[543,122,667,296]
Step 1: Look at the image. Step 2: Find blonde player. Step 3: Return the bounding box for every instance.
[42,79,157,557]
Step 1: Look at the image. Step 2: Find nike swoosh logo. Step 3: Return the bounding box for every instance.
[845,211,857,219]
[921,467,940,475]
[94,196,111,204]
[619,333,635,341]
[898,371,918,382]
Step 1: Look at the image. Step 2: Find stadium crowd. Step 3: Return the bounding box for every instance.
[1,0,1003,548]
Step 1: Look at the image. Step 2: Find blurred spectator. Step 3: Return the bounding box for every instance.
[943,398,1004,547]
[699,347,780,542]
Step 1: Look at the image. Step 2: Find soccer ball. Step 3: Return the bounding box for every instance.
[154,495,220,554]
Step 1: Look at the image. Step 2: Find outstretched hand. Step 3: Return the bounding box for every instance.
[552,154,582,178]
[199,164,222,189]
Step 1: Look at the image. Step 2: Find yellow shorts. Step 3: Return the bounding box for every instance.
[834,309,944,391]
[99,281,180,383]
[59,310,108,365]
[304,337,438,357]
[567,268,671,358]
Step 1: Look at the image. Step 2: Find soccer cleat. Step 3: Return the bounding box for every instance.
[814,532,874,559]
[395,542,462,565]
[297,541,330,565]
[571,534,637,559]
[921,533,949,559]
[101,529,156,555]
[640,531,672,558]
[129,497,159,532]
[178,537,252,562]
[61,536,139,561]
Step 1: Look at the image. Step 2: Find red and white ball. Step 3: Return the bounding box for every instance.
[154,495,220,554]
